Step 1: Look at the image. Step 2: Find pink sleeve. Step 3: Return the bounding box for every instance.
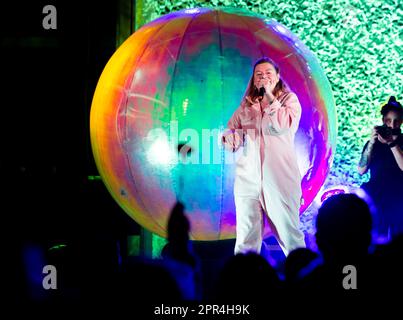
[227,107,242,130]
[264,92,301,133]
[222,103,243,150]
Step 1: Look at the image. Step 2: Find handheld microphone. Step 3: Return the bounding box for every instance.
[258,86,266,99]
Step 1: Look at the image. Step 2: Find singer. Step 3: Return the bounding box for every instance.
[222,57,306,256]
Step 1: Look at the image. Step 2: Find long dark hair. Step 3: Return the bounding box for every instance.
[245,57,288,103]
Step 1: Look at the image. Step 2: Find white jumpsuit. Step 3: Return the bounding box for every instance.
[223,91,306,256]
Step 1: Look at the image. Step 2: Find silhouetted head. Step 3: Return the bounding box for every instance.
[285,248,319,282]
[315,194,372,263]
[215,252,281,301]
[115,258,182,303]
[167,201,190,244]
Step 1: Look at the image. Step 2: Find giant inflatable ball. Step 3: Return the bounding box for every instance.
[90,7,336,240]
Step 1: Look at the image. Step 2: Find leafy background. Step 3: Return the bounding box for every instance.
[132,0,402,252]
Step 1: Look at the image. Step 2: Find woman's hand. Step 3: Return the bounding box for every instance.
[257,78,275,102]
[222,131,242,152]
[377,135,390,144]
[369,126,378,144]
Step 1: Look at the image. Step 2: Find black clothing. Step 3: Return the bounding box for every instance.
[361,135,403,237]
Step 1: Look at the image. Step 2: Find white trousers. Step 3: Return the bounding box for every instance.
[234,194,306,256]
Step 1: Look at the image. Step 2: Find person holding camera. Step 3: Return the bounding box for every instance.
[358,96,403,238]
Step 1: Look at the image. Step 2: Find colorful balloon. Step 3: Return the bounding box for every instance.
[90,7,336,240]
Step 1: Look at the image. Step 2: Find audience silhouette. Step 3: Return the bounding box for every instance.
[214,252,282,302]
[161,201,202,300]
[15,193,403,313]
[297,194,374,294]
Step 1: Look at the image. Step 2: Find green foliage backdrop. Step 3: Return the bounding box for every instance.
[131,0,402,253]
[136,0,402,189]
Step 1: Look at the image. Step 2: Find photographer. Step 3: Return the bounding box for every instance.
[358,96,403,238]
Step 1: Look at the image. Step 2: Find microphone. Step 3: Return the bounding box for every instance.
[258,86,265,99]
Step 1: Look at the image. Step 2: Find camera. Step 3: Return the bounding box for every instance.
[375,125,401,139]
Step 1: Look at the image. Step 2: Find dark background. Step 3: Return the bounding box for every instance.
[1,1,238,306]
[1,0,141,302]
[1,0,142,237]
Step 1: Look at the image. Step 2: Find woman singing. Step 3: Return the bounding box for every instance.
[222,57,305,256]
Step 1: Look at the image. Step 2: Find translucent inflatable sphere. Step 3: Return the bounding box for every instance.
[90,7,336,240]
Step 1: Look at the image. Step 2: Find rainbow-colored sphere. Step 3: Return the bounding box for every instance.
[90,7,336,240]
